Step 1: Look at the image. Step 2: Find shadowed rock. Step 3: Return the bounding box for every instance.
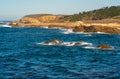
[44,39,63,44]
[72,25,120,33]
[97,44,113,49]
[72,26,85,32]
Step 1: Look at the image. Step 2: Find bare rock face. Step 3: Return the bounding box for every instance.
[72,26,85,32]
[20,17,40,24]
[9,14,85,28]
[9,14,64,26]
[97,44,112,49]
[21,14,63,23]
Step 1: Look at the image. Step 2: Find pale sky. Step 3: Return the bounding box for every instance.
[0,0,120,20]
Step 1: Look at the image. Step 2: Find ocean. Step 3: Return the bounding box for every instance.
[0,21,120,79]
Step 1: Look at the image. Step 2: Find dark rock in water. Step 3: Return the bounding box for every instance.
[84,25,120,33]
[44,39,62,44]
[97,44,112,49]
[72,25,120,34]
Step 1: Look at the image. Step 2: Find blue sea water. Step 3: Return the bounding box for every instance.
[0,23,120,79]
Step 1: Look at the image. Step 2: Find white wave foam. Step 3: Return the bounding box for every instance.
[95,32,109,34]
[50,27,63,29]
[85,34,92,36]
[61,30,93,35]
[37,41,93,47]
[78,41,92,45]
[0,25,12,28]
[36,42,54,45]
[36,42,44,45]
[61,29,110,35]
[60,41,93,46]
[83,45,95,49]
[61,42,75,46]
[41,26,49,29]
[75,32,90,34]
[62,29,73,34]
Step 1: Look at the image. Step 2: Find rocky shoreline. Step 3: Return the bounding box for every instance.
[9,14,120,34]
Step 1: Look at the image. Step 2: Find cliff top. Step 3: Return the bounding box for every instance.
[60,6,120,22]
[24,14,64,18]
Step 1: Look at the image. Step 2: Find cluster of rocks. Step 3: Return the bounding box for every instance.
[42,39,113,50]
[43,39,91,46]
[72,25,120,34]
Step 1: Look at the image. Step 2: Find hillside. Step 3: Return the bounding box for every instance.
[59,6,120,22]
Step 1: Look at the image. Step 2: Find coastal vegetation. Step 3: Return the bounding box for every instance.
[60,6,120,22]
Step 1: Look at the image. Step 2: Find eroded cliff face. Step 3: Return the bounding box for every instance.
[9,14,84,27]
[10,14,64,25]
[21,14,63,23]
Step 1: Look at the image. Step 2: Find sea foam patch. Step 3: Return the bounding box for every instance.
[0,24,12,28]
[37,41,93,47]
[62,29,74,34]
[37,42,55,46]
[82,45,95,49]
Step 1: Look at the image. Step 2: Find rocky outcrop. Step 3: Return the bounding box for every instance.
[9,14,84,27]
[20,14,62,23]
[73,25,120,33]
[42,39,92,46]
[9,14,120,34]
[41,39,114,50]
[97,44,113,49]
[9,14,63,26]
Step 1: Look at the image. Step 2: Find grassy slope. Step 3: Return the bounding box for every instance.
[59,6,120,23]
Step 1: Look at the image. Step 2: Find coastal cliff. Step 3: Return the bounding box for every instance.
[9,14,84,28]
[9,14,120,33]
[9,6,120,33]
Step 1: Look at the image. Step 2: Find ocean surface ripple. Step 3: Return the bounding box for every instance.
[0,25,120,79]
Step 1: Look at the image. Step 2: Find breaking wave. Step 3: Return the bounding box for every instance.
[61,29,74,34]
[0,24,12,28]
[37,41,93,47]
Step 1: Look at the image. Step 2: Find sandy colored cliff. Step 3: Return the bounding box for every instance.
[9,14,120,33]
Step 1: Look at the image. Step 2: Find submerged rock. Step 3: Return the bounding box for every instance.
[97,44,113,49]
[43,39,63,45]
[74,41,92,45]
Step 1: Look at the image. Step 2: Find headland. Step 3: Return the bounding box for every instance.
[9,6,120,33]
